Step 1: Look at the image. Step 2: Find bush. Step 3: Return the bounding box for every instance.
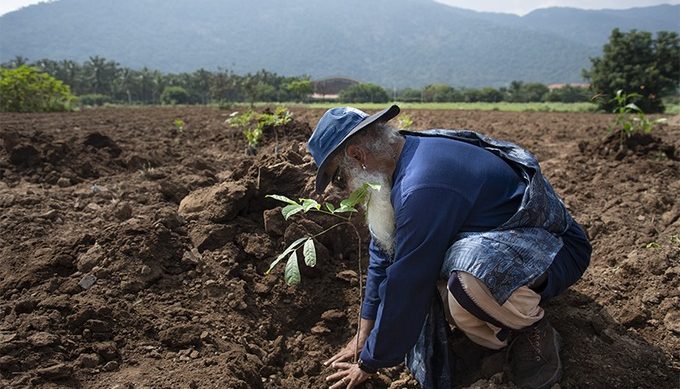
[285,79,312,102]
[506,81,549,102]
[422,84,459,102]
[477,87,504,103]
[397,88,423,102]
[0,65,74,112]
[609,90,666,142]
[227,106,293,152]
[161,86,191,105]
[583,29,680,113]
[545,86,592,103]
[339,83,389,103]
[77,94,112,106]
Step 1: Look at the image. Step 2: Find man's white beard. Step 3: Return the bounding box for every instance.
[348,169,396,257]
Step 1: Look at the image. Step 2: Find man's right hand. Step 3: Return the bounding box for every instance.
[324,319,375,367]
[324,333,363,366]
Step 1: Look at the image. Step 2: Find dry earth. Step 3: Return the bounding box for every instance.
[0,107,678,388]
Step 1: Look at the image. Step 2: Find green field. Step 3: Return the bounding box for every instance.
[294,102,600,112]
[109,101,680,115]
[291,101,680,114]
[664,103,680,115]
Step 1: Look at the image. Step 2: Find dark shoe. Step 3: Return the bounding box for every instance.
[506,318,563,389]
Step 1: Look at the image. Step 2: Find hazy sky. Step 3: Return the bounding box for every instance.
[1,0,679,16]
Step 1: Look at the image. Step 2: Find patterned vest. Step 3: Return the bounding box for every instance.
[399,129,571,303]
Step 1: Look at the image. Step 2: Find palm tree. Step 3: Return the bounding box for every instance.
[84,56,119,95]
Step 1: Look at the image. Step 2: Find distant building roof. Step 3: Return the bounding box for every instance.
[548,83,590,90]
[310,93,339,100]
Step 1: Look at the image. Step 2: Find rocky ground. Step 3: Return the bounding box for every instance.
[0,107,678,388]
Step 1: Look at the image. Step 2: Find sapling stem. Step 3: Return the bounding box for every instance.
[348,223,363,364]
[266,183,379,364]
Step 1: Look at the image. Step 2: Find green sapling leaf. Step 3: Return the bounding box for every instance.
[266,257,283,275]
[282,204,304,220]
[325,202,336,213]
[284,251,301,285]
[301,198,321,212]
[625,103,641,112]
[266,236,308,274]
[345,187,366,207]
[266,194,299,205]
[334,205,358,213]
[340,198,354,208]
[303,239,316,267]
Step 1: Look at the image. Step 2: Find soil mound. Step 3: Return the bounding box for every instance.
[582,130,677,160]
[0,130,127,185]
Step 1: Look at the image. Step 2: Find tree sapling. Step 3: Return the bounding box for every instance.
[266,182,380,362]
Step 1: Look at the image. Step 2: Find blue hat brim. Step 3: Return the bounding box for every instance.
[315,104,400,194]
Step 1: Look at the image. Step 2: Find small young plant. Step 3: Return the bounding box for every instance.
[397,114,414,130]
[138,162,157,179]
[645,241,661,250]
[670,235,680,249]
[173,118,186,133]
[266,182,379,364]
[260,106,293,129]
[609,90,666,143]
[227,107,293,154]
[265,182,379,285]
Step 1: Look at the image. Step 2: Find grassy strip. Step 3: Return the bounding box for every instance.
[664,103,680,115]
[73,101,680,115]
[291,101,599,112]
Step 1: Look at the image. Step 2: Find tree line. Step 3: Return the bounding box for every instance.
[1,56,591,106]
[1,56,314,105]
[339,81,592,104]
[1,28,678,112]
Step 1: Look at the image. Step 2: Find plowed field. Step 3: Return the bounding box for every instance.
[1,107,678,388]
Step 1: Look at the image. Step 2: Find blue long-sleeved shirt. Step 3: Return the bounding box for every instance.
[359,134,528,369]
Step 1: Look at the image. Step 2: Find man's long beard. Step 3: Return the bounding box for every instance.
[348,169,396,257]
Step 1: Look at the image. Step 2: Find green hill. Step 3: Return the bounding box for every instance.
[0,0,678,87]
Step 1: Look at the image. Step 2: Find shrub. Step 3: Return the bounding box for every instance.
[227,107,293,152]
[77,94,112,106]
[160,86,191,105]
[0,65,74,112]
[583,29,680,113]
[397,114,414,129]
[422,84,459,102]
[609,89,666,142]
[339,83,389,103]
[544,86,592,103]
[397,88,423,102]
[285,79,312,102]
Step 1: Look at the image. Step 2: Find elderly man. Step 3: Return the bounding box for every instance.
[306,105,591,389]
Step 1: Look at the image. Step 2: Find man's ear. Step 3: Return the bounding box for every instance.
[345,144,366,166]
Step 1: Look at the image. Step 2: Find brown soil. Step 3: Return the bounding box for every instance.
[0,106,678,388]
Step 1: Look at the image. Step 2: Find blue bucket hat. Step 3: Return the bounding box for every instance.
[308,104,400,194]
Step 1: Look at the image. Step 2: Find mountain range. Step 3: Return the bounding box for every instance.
[0,0,678,87]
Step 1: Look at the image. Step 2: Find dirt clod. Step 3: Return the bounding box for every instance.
[76,353,101,368]
[36,363,73,380]
[159,324,202,349]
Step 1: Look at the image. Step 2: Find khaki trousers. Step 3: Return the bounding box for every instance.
[438,272,544,350]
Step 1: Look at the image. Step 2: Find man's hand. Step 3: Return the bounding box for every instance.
[326,362,372,389]
[324,319,375,367]
[324,333,362,366]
